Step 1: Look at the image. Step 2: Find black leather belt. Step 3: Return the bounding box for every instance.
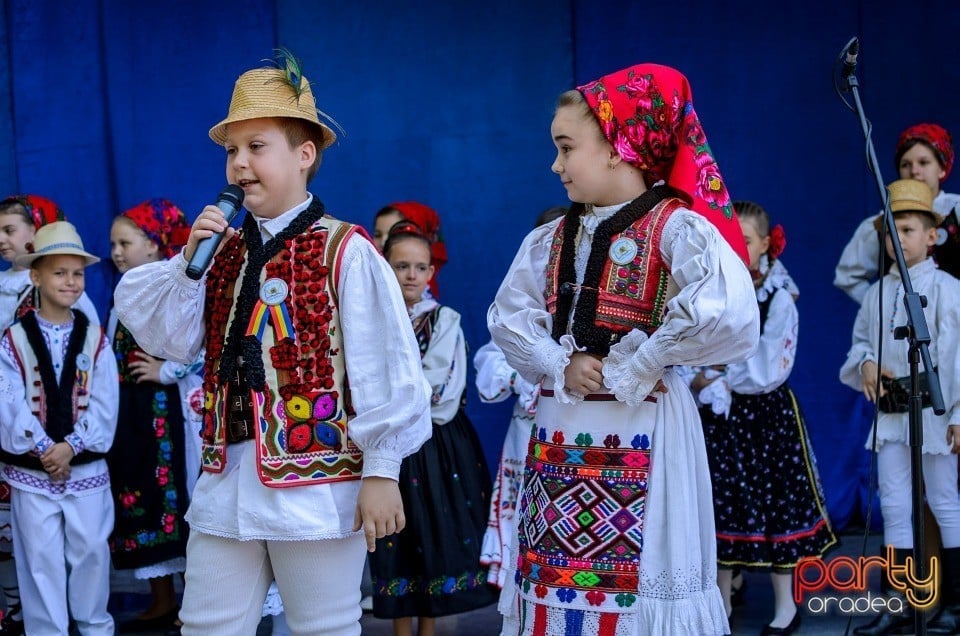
[225,369,256,443]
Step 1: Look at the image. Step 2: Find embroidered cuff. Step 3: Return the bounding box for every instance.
[529,336,577,403]
[34,435,55,455]
[361,450,402,481]
[857,354,877,376]
[602,330,662,406]
[65,432,85,456]
[553,335,587,404]
[173,250,206,287]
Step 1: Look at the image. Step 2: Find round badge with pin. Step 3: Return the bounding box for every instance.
[260,278,289,306]
[609,237,638,265]
[76,352,92,372]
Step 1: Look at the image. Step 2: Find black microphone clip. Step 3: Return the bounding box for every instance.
[841,37,859,80]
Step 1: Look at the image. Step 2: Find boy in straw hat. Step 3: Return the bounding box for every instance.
[113,52,432,634]
[0,221,118,635]
[841,179,960,635]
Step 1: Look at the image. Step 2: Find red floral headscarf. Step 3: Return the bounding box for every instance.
[577,63,749,263]
[388,201,448,298]
[121,198,191,259]
[0,194,65,230]
[895,123,953,181]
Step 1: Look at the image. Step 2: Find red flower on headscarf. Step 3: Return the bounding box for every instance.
[577,64,749,264]
[0,194,65,230]
[896,123,954,181]
[121,198,191,259]
[388,201,447,298]
[768,224,787,260]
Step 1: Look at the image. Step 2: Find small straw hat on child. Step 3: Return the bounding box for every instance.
[874,179,944,232]
[15,221,100,268]
[208,62,337,150]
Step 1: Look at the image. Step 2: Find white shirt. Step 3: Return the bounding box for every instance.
[408,298,467,425]
[839,258,960,453]
[834,190,960,304]
[0,312,117,498]
[112,196,432,540]
[474,340,538,413]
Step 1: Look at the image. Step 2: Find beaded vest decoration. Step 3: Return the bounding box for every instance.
[201,209,363,487]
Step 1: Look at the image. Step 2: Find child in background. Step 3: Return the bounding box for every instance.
[0,194,101,634]
[475,205,565,588]
[840,179,960,635]
[690,201,835,635]
[106,199,200,632]
[372,202,447,298]
[488,63,757,635]
[835,123,960,301]
[370,220,497,636]
[0,221,117,635]
[113,53,432,634]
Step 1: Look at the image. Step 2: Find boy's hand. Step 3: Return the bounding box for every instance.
[860,360,893,402]
[41,442,74,476]
[183,205,237,262]
[947,425,960,454]
[564,352,604,395]
[129,351,164,384]
[353,476,405,553]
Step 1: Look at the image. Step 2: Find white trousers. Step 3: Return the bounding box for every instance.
[179,531,366,636]
[10,488,114,636]
[878,442,960,548]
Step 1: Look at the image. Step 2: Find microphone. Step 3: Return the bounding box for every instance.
[185,184,245,280]
[841,37,859,79]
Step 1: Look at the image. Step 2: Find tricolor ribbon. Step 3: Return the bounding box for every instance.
[246,299,296,342]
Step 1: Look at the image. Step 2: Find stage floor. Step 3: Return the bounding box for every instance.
[97,530,934,635]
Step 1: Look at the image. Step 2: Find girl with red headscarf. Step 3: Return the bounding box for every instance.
[489,64,758,635]
[106,199,202,632]
[0,194,101,634]
[835,122,960,302]
[372,201,448,298]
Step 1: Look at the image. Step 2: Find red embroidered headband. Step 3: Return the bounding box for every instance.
[895,123,953,181]
[0,194,65,230]
[577,63,748,263]
[121,198,191,259]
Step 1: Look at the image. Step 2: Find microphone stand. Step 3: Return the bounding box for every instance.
[838,37,946,636]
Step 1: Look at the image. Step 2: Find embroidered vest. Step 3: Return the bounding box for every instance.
[1,311,103,469]
[201,215,363,487]
[544,192,683,354]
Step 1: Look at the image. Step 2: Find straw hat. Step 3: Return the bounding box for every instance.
[208,67,336,150]
[15,221,100,268]
[874,179,944,232]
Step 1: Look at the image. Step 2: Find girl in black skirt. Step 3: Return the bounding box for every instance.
[689,201,836,636]
[369,219,497,636]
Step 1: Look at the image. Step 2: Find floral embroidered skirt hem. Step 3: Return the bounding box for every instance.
[107,381,190,570]
[701,383,837,569]
[370,409,499,618]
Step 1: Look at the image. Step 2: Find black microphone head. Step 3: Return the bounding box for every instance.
[848,38,859,56]
[220,184,245,207]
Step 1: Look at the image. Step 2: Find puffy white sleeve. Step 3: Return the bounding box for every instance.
[724,288,797,394]
[338,236,432,481]
[602,210,760,405]
[66,333,118,455]
[473,340,536,406]
[422,307,467,425]
[0,333,48,454]
[839,282,879,392]
[488,221,572,393]
[834,215,881,305]
[933,280,960,426]
[113,253,206,364]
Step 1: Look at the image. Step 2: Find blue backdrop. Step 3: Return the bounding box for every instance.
[2,0,958,531]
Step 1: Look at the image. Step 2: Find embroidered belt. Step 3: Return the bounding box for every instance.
[540,388,657,403]
[225,369,256,444]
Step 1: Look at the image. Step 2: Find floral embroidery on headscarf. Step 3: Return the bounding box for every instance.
[896,123,954,181]
[577,64,748,262]
[0,194,65,230]
[121,199,191,260]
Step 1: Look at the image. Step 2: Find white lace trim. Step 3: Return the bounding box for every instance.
[756,256,799,302]
[602,330,660,405]
[133,556,186,580]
